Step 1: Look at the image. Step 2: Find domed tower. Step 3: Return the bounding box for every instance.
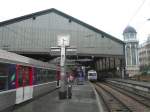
[147,34,150,42]
[123,26,139,77]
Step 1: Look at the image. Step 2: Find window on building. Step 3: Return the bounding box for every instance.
[130,33,135,39]
[124,34,129,41]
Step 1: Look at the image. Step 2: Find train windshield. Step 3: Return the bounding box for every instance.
[89,73,96,76]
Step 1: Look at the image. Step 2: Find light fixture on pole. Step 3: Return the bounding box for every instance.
[50,34,76,99]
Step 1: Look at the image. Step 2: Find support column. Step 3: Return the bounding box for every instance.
[101,58,103,71]
[130,43,132,65]
[100,59,102,71]
[125,45,127,66]
[120,59,124,78]
[99,60,101,71]
[96,60,99,71]
[103,58,105,70]
[123,44,126,78]
[59,45,67,99]
[110,58,112,69]
[109,58,110,69]
[98,59,100,71]
[105,58,107,70]
[114,58,116,69]
[96,61,98,71]
[135,44,138,65]
[146,49,148,65]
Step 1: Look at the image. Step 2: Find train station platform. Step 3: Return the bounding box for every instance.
[12,81,100,112]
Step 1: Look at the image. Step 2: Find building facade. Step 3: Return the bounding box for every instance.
[0,8,126,78]
[123,26,139,77]
[139,35,150,67]
[0,9,124,58]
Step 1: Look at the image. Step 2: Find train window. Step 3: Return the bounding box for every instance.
[17,67,31,87]
[45,70,49,82]
[42,69,48,82]
[47,70,51,81]
[36,68,41,84]
[24,67,29,86]
[47,70,55,81]
[0,63,9,91]
[89,73,96,76]
[35,68,56,84]
[36,68,45,84]
[41,69,45,83]
[43,69,47,82]
[8,64,16,89]
[18,69,23,87]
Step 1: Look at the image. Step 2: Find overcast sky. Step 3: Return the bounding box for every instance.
[0,0,150,44]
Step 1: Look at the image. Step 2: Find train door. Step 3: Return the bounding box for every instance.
[16,65,33,104]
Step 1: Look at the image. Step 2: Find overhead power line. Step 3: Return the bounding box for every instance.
[128,0,147,25]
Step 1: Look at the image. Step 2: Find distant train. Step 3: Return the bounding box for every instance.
[87,70,97,81]
[0,49,59,111]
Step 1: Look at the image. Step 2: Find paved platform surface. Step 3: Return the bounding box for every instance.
[13,82,99,112]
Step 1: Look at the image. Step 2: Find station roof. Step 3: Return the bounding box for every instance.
[0,8,124,44]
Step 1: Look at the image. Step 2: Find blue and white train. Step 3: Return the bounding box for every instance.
[87,70,97,81]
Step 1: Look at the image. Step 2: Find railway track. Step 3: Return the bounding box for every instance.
[94,82,150,112]
[94,83,132,112]
[106,83,150,108]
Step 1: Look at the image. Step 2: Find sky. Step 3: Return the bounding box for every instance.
[0,0,150,44]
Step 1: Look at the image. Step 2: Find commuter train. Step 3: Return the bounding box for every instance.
[0,49,59,111]
[87,70,97,81]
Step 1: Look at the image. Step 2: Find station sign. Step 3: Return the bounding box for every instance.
[50,47,77,52]
[57,34,70,47]
[50,47,77,55]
